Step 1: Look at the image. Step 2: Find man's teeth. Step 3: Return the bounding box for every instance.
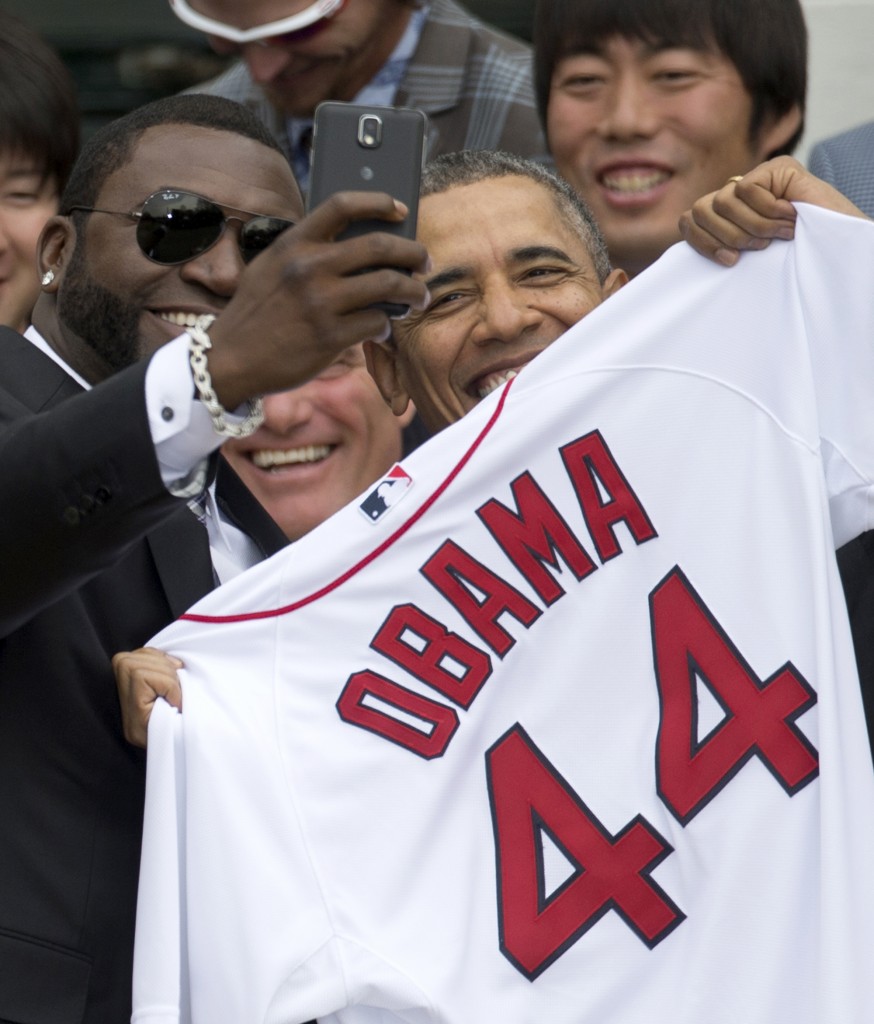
[478,368,518,399]
[159,312,216,330]
[252,446,331,469]
[602,170,669,193]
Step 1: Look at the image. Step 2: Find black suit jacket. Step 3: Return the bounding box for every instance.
[837,532,874,766]
[0,327,287,1023]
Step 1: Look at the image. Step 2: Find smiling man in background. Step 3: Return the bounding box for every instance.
[533,0,807,276]
[223,343,415,540]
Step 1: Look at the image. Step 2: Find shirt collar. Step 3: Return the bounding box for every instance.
[25,324,91,390]
[287,2,430,189]
[354,1,429,105]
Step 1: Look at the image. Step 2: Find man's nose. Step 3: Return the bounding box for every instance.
[259,386,317,435]
[598,74,659,140]
[471,281,543,346]
[178,227,246,299]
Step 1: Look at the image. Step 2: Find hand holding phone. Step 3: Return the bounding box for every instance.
[308,101,427,318]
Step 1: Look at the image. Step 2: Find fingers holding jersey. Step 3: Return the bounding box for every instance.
[113,647,183,749]
[680,174,797,267]
[680,156,867,267]
[734,156,866,218]
[205,191,430,410]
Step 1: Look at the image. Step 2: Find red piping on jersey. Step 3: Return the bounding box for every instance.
[181,378,516,624]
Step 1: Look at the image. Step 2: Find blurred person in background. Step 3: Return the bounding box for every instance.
[169,0,548,192]
[0,13,79,332]
[808,119,874,218]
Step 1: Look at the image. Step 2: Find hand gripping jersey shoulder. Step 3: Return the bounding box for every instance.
[134,207,874,1024]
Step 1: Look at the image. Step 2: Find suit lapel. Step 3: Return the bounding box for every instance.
[147,459,287,621]
[215,456,288,559]
[147,504,217,620]
[0,327,86,411]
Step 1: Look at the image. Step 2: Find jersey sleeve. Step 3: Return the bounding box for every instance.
[132,698,185,1024]
[792,204,874,545]
[133,616,348,1023]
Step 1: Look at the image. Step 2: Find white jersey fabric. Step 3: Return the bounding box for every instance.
[134,205,874,1024]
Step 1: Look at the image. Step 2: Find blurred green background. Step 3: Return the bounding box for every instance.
[1,0,535,140]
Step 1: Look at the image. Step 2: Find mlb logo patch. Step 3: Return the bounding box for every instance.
[359,464,413,523]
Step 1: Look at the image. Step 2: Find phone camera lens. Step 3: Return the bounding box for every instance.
[358,114,383,149]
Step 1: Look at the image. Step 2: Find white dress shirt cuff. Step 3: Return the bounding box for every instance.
[145,333,249,498]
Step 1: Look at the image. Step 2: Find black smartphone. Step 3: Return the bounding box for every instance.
[308,101,427,318]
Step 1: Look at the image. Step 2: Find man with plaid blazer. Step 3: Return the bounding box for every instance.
[173,0,548,192]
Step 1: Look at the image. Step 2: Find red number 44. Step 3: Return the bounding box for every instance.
[486,566,818,979]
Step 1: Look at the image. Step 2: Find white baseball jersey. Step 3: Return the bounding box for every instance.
[134,206,874,1024]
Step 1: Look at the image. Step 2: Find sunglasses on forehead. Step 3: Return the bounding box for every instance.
[168,0,345,43]
[67,189,294,266]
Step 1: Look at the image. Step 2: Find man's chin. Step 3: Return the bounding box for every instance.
[58,264,143,375]
[605,228,677,277]
[266,80,327,117]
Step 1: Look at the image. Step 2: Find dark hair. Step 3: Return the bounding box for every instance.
[60,94,286,214]
[0,13,80,192]
[533,0,807,157]
[421,150,612,283]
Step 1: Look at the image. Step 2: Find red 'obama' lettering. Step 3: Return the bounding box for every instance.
[561,431,656,562]
[477,471,598,606]
[487,725,684,980]
[336,670,458,759]
[651,567,819,824]
[421,540,541,656]
[371,604,492,708]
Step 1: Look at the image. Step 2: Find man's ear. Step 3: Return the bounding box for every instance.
[755,103,803,161]
[364,339,413,418]
[397,401,417,429]
[602,267,628,298]
[37,215,77,292]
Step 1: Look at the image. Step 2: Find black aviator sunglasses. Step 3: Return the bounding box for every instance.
[67,189,294,266]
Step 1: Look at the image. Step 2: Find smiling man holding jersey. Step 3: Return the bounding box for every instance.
[123,151,874,1022]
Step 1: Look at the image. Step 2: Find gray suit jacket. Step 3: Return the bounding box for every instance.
[808,120,874,218]
[0,327,287,1023]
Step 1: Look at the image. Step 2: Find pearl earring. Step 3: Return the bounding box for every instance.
[41,270,55,286]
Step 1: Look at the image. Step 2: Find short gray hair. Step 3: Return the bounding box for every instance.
[420,150,612,282]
